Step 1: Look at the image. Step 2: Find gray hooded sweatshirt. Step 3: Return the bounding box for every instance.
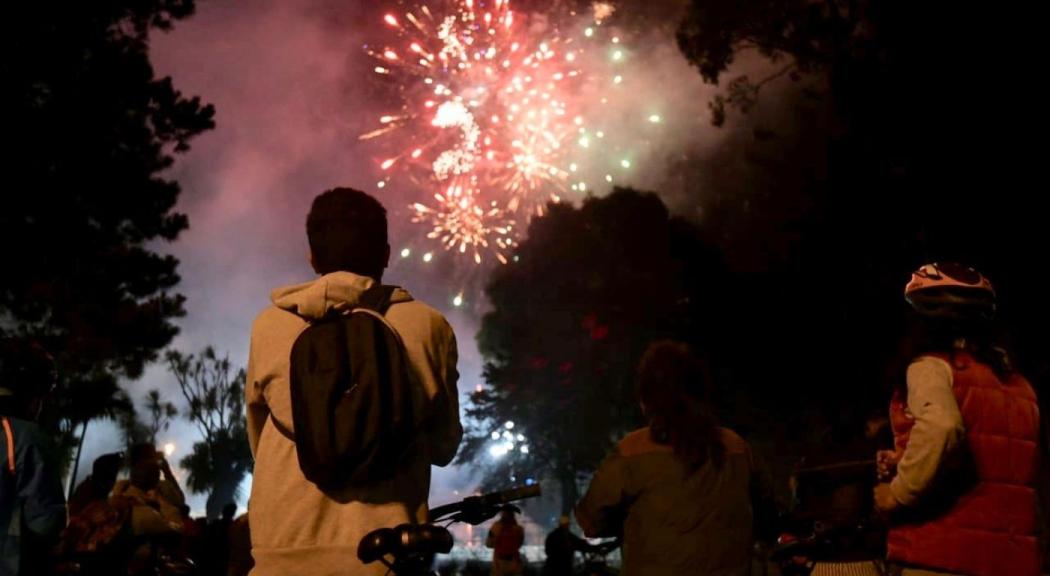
[246,272,461,575]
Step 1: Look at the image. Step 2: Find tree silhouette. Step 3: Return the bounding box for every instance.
[144,389,179,445]
[167,347,251,519]
[113,388,178,453]
[460,188,728,512]
[2,1,215,467]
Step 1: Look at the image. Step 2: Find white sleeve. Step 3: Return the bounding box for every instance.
[890,356,965,506]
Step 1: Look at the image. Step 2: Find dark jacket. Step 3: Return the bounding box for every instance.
[0,416,67,576]
[543,526,590,575]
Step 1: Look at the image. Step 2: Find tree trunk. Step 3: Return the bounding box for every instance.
[558,465,578,516]
[67,420,89,502]
[205,468,246,520]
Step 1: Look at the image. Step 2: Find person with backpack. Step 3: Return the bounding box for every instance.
[486,506,525,576]
[875,263,1042,576]
[245,188,462,576]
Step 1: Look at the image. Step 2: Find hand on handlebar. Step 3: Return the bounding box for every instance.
[875,450,899,482]
[873,482,901,515]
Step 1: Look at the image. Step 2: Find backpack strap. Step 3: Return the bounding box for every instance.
[269,412,294,442]
[356,284,398,315]
[2,417,14,475]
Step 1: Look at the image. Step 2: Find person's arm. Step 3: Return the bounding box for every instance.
[129,502,181,536]
[576,449,629,538]
[157,456,186,508]
[889,357,965,506]
[17,428,67,538]
[569,531,593,552]
[486,524,498,548]
[245,331,269,457]
[428,323,462,466]
[152,491,185,532]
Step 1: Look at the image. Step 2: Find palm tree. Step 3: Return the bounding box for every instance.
[167,347,251,519]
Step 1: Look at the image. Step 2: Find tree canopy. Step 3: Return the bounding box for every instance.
[2,1,214,460]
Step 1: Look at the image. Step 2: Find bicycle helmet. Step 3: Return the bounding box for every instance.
[904,263,996,320]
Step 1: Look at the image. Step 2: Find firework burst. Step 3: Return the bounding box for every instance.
[411,183,516,264]
[365,0,653,267]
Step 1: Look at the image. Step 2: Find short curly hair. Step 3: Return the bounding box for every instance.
[306,188,388,277]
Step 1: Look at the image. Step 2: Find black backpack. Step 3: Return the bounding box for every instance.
[284,284,423,490]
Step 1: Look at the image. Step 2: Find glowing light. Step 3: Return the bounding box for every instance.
[163,443,176,457]
[621,159,631,168]
[400,248,411,258]
[453,293,464,307]
[584,28,594,38]
[505,421,515,429]
[384,14,399,26]
[613,75,623,84]
[612,50,623,61]
[423,252,434,263]
[377,181,386,189]
[491,431,501,440]
[649,114,661,123]
[381,158,396,170]
[520,445,530,454]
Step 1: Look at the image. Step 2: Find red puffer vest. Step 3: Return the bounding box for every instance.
[888,351,1041,576]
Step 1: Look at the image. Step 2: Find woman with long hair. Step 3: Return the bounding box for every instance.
[576,340,771,576]
[874,263,1041,576]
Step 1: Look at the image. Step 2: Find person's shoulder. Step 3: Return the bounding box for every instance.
[387,292,455,336]
[5,416,43,435]
[252,303,301,329]
[906,355,953,387]
[617,426,673,457]
[718,426,750,456]
[4,417,51,447]
[250,304,309,347]
[908,355,953,374]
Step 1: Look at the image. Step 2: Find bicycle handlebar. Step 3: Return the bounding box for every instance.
[358,524,453,565]
[428,483,541,524]
[358,484,542,571]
